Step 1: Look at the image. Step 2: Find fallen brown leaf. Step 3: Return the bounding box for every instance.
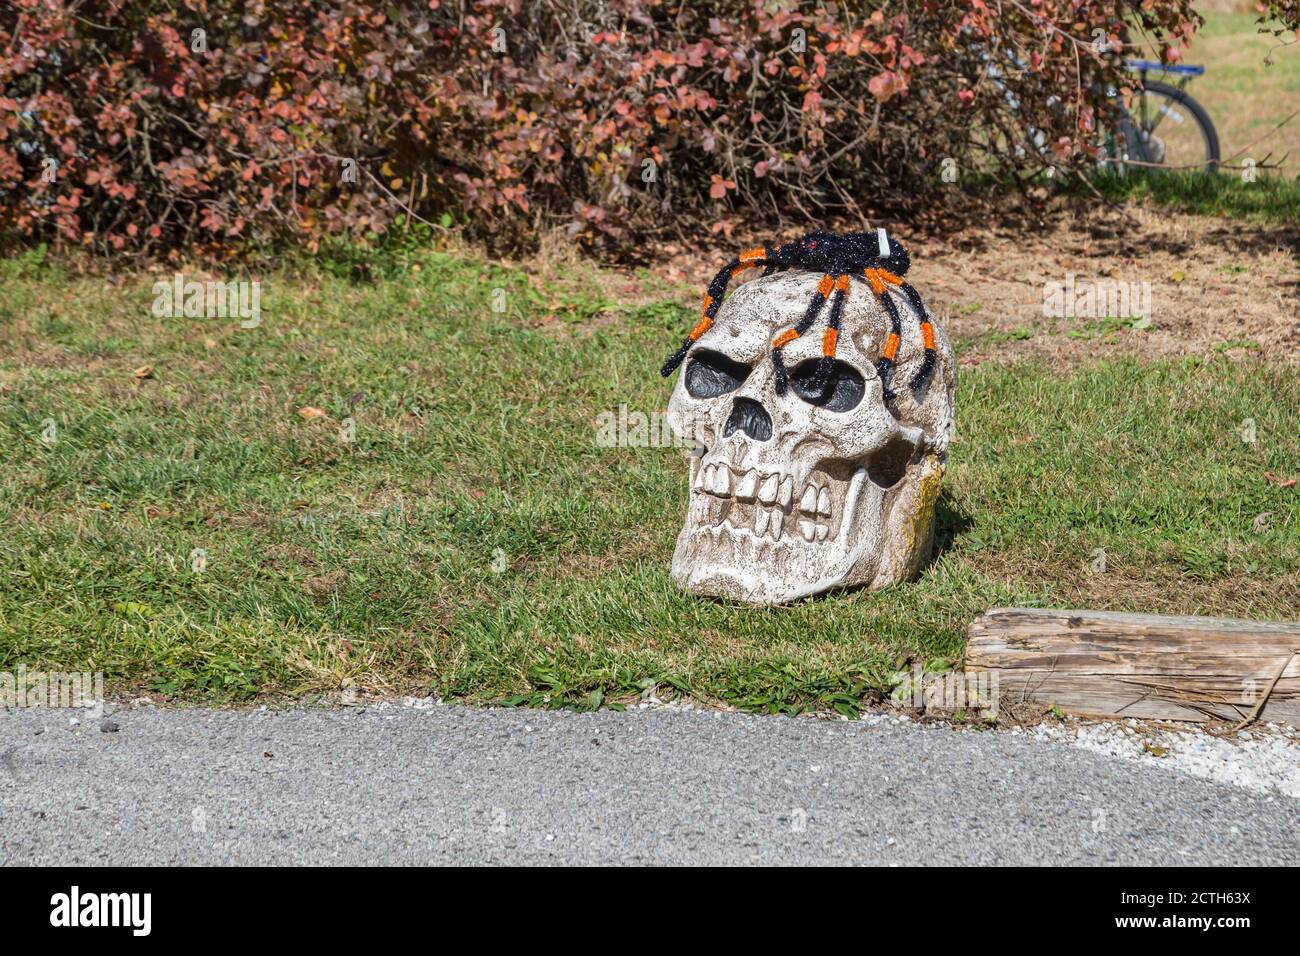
[305,570,347,596]
[298,406,327,420]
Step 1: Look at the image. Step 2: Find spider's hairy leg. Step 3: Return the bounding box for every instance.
[772,273,835,396]
[811,275,850,392]
[899,282,938,393]
[660,247,770,377]
[866,268,904,403]
[759,239,796,276]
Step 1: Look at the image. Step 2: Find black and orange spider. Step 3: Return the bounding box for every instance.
[660,229,937,402]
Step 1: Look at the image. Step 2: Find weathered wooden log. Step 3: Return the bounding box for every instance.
[965,608,1300,726]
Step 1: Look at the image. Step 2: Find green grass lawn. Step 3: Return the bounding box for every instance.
[1095,8,1300,222]
[1188,8,1300,165]
[1093,167,1300,222]
[1,246,1297,713]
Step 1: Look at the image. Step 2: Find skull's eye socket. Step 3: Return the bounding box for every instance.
[685,349,752,399]
[789,359,866,412]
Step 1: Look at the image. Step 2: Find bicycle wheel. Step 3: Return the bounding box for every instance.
[1115,79,1220,173]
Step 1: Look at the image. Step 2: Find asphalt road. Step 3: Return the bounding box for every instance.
[1,704,1296,865]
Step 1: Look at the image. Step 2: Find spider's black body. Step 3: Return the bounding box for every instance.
[660,229,936,404]
[766,230,911,278]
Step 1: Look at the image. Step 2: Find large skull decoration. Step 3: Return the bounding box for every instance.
[666,271,956,604]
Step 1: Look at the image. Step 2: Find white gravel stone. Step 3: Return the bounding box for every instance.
[1026,720,1300,798]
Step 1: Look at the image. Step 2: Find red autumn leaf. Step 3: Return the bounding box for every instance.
[868,71,906,102]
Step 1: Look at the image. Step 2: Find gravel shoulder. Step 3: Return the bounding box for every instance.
[2,703,1297,866]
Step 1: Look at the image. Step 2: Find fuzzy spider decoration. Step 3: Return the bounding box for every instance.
[660,229,937,402]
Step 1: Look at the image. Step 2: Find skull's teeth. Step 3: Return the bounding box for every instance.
[692,470,835,546]
[735,469,758,501]
[754,506,784,541]
[716,467,732,496]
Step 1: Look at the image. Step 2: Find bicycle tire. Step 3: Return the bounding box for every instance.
[1123,79,1221,172]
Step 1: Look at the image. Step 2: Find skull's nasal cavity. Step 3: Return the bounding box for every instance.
[722,397,773,442]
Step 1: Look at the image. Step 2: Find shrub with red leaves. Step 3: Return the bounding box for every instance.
[0,0,1246,258]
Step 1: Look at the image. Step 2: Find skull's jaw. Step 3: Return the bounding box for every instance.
[672,466,883,604]
[670,455,944,605]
